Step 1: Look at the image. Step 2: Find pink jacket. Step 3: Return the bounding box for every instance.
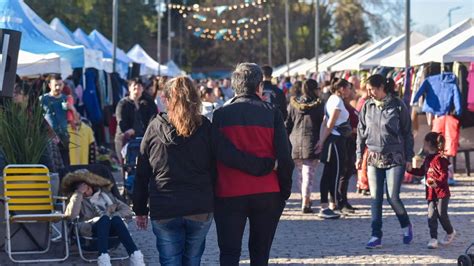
[468,62,474,112]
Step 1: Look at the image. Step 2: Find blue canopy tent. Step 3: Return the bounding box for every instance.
[89,29,131,78]
[0,0,95,69]
[49,18,104,70]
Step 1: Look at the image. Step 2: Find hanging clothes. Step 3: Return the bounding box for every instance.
[454,62,474,128]
[83,69,103,124]
[432,115,460,157]
[98,70,107,110]
[467,62,474,112]
[412,73,462,116]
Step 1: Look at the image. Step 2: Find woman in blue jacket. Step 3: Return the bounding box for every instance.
[356,74,414,249]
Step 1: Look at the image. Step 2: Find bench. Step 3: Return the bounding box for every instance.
[453,148,474,176]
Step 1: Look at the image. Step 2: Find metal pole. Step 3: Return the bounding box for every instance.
[268,13,272,66]
[285,0,290,76]
[157,0,162,75]
[314,0,319,76]
[112,0,118,73]
[167,0,172,62]
[405,0,410,70]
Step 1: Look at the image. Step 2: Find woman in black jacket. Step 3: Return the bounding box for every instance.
[286,79,324,213]
[133,77,215,265]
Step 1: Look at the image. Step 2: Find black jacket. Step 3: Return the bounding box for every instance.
[133,113,215,220]
[286,96,324,160]
[262,80,288,120]
[115,97,145,138]
[138,94,158,129]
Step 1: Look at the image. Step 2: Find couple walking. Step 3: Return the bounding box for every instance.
[133,63,294,265]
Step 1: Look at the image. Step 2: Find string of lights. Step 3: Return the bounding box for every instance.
[169,0,267,14]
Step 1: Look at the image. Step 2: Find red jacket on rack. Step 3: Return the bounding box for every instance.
[409,153,451,201]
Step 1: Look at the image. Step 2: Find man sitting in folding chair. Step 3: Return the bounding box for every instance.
[62,171,145,266]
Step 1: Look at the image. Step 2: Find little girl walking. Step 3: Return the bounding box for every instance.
[409,132,456,249]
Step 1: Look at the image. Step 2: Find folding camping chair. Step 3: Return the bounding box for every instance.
[1,164,69,263]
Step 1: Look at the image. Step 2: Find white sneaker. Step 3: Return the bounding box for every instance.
[439,229,456,245]
[130,250,146,266]
[427,238,438,249]
[97,253,112,266]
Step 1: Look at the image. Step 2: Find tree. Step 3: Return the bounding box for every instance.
[331,0,370,50]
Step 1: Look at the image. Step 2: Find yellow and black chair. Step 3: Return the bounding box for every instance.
[1,164,69,263]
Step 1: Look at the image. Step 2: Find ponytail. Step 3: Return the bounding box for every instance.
[367,74,395,95]
[330,78,350,94]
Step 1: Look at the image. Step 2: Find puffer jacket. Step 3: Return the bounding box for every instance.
[408,153,450,201]
[285,96,324,160]
[357,95,414,163]
[63,171,132,237]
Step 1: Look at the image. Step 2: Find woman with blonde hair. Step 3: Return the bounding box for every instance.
[133,76,214,265]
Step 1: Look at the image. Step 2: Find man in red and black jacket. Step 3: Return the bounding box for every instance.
[211,63,294,265]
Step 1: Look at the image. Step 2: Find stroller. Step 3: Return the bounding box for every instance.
[121,137,143,203]
[458,242,474,266]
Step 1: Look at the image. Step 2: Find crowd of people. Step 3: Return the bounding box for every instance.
[7,61,458,266]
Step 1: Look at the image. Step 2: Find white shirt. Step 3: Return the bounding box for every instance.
[221,87,235,101]
[325,94,349,136]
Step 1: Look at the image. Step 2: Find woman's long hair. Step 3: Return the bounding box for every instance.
[164,77,202,137]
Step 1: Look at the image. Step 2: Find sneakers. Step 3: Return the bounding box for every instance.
[302,207,314,214]
[447,178,456,186]
[319,208,341,219]
[439,230,456,245]
[403,224,414,244]
[366,237,382,249]
[97,253,112,266]
[339,205,355,214]
[130,250,146,266]
[427,238,438,249]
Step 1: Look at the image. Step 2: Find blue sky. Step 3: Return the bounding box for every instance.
[412,0,473,35]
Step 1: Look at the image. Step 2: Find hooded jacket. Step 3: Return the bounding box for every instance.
[409,153,450,201]
[63,172,132,237]
[357,95,414,163]
[133,113,215,220]
[286,96,324,160]
[412,73,462,116]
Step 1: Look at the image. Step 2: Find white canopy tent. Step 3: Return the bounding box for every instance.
[17,51,72,77]
[414,28,474,64]
[166,60,186,76]
[380,18,473,67]
[359,32,426,69]
[320,42,371,71]
[273,58,309,77]
[286,53,337,76]
[330,36,394,71]
[127,44,166,76]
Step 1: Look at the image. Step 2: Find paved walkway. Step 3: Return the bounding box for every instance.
[1,172,473,265]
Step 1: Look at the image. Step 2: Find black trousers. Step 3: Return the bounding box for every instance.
[320,135,346,205]
[337,136,356,206]
[428,198,454,239]
[214,193,285,266]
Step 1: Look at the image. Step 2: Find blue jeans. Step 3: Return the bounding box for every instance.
[151,214,213,266]
[92,215,138,256]
[367,165,411,238]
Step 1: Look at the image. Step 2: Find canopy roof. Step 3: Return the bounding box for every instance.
[414,28,474,64]
[380,18,473,67]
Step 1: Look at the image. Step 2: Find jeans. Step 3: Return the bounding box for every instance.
[151,214,213,266]
[214,193,285,266]
[367,165,411,238]
[428,198,454,239]
[92,215,138,256]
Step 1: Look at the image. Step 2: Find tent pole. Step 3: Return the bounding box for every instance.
[112,0,118,73]
[156,0,162,76]
[314,0,319,77]
[285,0,290,77]
[405,0,410,70]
